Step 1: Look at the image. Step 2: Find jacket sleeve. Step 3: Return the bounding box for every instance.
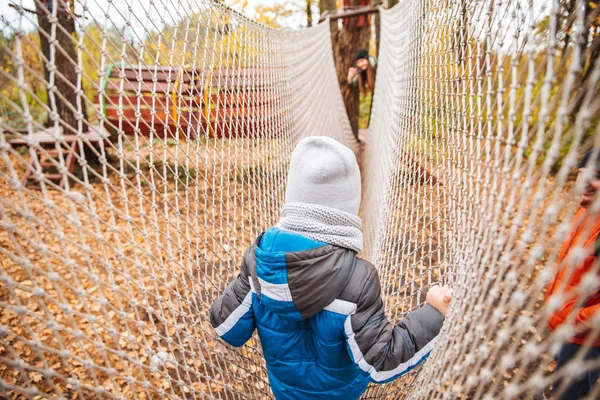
[209,248,255,347]
[576,300,599,328]
[344,267,444,384]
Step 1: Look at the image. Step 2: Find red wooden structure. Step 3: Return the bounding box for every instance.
[101,65,201,138]
[101,65,276,139]
[342,0,372,29]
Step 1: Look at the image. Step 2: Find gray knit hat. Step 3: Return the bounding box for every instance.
[285,136,361,216]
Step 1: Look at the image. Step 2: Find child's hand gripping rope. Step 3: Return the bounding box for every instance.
[426,285,453,316]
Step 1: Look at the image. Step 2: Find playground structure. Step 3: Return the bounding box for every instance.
[8,126,106,189]
[1,0,599,399]
[101,65,276,138]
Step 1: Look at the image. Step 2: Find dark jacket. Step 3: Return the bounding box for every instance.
[209,228,444,399]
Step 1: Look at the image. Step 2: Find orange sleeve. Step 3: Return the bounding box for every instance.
[576,303,600,325]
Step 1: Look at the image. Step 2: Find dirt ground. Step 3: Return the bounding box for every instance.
[0,138,284,399]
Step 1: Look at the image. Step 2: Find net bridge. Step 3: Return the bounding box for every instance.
[0,0,599,399]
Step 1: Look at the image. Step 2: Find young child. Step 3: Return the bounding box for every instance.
[210,137,452,400]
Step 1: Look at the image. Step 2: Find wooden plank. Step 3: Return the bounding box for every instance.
[209,90,276,106]
[110,66,178,82]
[8,126,108,146]
[208,106,272,120]
[106,108,170,124]
[109,67,203,87]
[318,5,380,23]
[103,95,201,111]
[105,80,176,94]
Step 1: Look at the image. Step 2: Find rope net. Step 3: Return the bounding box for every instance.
[0,0,598,399]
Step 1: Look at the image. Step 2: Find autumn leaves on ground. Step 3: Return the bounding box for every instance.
[0,139,281,399]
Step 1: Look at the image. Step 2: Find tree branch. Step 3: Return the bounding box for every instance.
[8,3,38,15]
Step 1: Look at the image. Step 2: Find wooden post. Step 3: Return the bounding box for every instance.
[372,0,381,57]
[318,5,380,23]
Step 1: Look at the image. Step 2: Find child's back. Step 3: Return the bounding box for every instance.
[210,137,449,400]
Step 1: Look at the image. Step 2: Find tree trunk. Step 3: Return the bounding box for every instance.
[306,0,313,27]
[331,1,370,138]
[35,0,88,130]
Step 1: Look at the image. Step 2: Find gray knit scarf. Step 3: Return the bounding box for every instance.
[276,202,363,253]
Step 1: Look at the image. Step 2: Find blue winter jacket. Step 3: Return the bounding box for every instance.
[209,228,444,399]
